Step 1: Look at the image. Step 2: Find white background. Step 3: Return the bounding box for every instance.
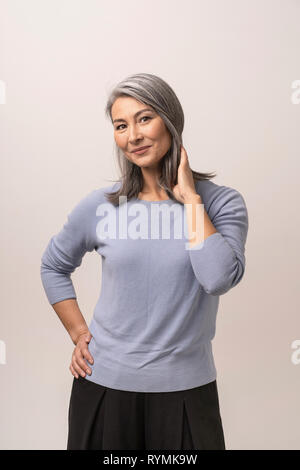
[0,0,299,449]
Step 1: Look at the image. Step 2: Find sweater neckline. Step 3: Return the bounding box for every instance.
[134,197,175,204]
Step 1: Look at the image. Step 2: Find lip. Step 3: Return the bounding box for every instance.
[131,146,151,154]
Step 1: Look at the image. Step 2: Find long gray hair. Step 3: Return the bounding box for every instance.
[104,73,217,206]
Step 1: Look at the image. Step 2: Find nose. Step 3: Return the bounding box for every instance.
[128,124,143,144]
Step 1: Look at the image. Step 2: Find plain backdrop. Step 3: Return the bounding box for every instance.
[0,0,299,450]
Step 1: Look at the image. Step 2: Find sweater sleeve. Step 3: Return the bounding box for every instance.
[40,191,97,305]
[188,186,249,296]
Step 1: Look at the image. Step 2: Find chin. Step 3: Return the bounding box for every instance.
[133,156,153,164]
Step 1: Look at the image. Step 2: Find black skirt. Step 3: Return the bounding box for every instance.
[67,375,226,450]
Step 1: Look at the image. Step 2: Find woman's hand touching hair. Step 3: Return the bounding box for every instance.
[172,145,199,204]
[69,330,94,379]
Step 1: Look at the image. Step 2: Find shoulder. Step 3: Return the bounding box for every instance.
[75,182,120,208]
[194,179,248,216]
[67,182,120,222]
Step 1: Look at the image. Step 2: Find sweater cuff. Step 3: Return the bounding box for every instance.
[188,232,237,295]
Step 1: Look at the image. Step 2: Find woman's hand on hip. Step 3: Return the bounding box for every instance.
[69,330,94,379]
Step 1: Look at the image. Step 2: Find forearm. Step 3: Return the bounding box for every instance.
[184,195,218,248]
[52,298,89,345]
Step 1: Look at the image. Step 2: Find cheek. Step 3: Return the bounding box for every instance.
[149,121,163,138]
[114,134,125,148]
[150,121,170,143]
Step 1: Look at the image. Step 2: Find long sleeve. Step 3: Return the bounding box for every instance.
[188,186,249,296]
[40,190,97,305]
[48,181,246,392]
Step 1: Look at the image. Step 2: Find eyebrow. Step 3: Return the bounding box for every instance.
[113,108,154,124]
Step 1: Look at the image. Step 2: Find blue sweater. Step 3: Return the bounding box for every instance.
[40,179,248,392]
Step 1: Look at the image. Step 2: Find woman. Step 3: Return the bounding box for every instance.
[40,73,248,450]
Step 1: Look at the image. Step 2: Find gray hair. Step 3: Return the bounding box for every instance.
[103,73,216,206]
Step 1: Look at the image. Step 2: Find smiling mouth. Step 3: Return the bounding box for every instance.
[132,146,151,154]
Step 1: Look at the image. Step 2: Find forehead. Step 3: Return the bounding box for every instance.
[111,96,154,118]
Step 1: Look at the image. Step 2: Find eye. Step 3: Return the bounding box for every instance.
[115,115,152,131]
[140,115,151,123]
[115,124,126,130]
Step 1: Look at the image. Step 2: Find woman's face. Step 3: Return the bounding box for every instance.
[111,96,172,169]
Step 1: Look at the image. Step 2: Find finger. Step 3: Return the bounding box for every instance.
[82,346,94,365]
[72,350,88,376]
[180,146,188,164]
[70,363,79,379]
[72,357,88,377]
[75,350,92,376]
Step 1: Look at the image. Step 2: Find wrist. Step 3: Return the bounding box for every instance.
[183,194,202,205]
[70,326,89,345]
